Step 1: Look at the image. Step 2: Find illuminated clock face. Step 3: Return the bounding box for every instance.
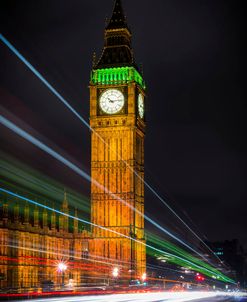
[99,89,125,114]
[138,93,144,118]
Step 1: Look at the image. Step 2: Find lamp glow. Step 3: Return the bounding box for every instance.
[112,267,119,278]
[141,272,147,281]
[57,262,67,272]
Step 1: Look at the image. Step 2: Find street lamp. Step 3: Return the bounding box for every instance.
[112,267,119,286]
[57,262,67,288]
[141,272,147,282]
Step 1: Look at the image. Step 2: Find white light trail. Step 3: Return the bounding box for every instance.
[0,33,222,266]
[0,115,211,261]
[17,291,247,302]
[0,187,234,283]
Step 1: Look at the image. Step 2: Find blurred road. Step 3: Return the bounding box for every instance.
[194,298,247,302]
[12,291,247,302]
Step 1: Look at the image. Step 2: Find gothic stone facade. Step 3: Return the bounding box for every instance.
[0,196,90,290]
[0,0,146,290]
[89,0,146,280]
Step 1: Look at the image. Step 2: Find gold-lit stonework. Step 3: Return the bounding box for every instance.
[0,193,90,290]
[89,0,146,280]
[0,0,146,289]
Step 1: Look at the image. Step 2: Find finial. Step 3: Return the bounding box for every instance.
[14,203,19,223]
[63,188,68,208]
[74,208,78,234]
[34,204,38,210]
[34,204,39,227]
[92,52,97,68]
[43,203,48,228]
[3,202,8,222]
[64,187,67,198]
[131,49,134,63]
[140,63,144,76]
[51,203,56,230]
[51,205,56,218]
[24,201,29,224]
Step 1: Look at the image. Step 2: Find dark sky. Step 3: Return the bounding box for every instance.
[0,0,246,249]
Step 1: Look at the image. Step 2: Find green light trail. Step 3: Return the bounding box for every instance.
[0,34,224,269]
[0,153,90,214]
[0,186,235,284]
[1,114,215,261]
[0,152,234,284]
[0,35,235,285]
[146,232,234,283]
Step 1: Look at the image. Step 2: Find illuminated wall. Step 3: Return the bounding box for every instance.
[89,0,146,280]
[89,82,146,279]
[0,196,90,290]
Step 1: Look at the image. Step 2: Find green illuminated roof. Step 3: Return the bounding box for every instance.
[91,67,146,90]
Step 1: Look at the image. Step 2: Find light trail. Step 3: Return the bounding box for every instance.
[1,243,206,279]
[1,243,229,286]
[0,33,223,266]
[146,231,225,277]
[0,153,228,279]
[2,244,133,269]
[0,115,212,262]
[0,34,88,129]
[0,188,235,284]
[0,254,111,273]
[0,244,215,282]
[0,154,90,212]
[2,291,244,302]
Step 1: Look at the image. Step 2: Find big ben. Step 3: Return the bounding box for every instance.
[89,0,146,280]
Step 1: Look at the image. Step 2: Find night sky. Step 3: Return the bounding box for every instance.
[0,0,246,249]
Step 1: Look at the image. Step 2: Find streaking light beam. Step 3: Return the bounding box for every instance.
[0,187,234,283]
[0,34,88,129]
[0,33,222,265]
[0,115,211,261]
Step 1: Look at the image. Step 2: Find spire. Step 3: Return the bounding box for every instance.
[24,201,29,225]
[51,203,56,230]
[34,205,39,227]
[60,190,69,232]
[43,207,48,228]
[106,0,128,30]
[62,188,68,209]
[74,208,78,234]
[95,0,136,69]
[2,202,8,224]
[14,203,19,223]
[92,52,97,68]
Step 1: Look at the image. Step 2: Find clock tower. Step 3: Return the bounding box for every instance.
[89,0,146,280]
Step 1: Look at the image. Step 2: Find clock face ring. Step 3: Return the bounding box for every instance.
[99,89,125,114]
[138,93,144,118]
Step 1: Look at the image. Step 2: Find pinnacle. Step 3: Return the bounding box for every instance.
[106,0,128,30]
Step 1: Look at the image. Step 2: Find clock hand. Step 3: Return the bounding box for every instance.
[107,97,115,103]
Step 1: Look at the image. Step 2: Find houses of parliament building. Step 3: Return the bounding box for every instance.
[0,0,146,290]
[0,192,91,289]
